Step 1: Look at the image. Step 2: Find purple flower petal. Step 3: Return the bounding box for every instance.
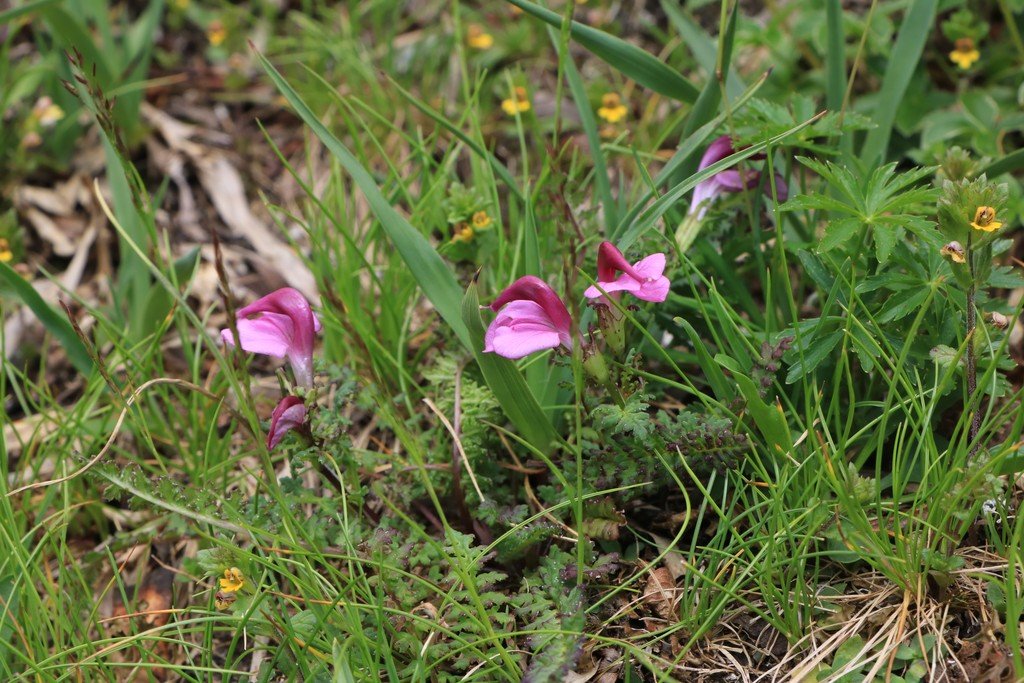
[585,243,670,304]
[267,395,307,449]
[220,287,320,387]
[484,281,575,359]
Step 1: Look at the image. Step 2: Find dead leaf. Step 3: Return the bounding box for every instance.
[643,567,678,621]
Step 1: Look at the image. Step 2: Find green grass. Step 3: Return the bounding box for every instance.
[2,0,1024,680]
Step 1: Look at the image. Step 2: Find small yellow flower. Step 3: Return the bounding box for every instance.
[219,567,245,593]
[466,24,494,50]
[0,238,12,263]
[970,206,1002,232]
[501,87,531,116]
[452,224,475,243]
[214,591,236,610]
[32,97,64,127]
[940,241,966,264]
[949,38,980,70]
[207,20,227,47]
[172,0,189,9]
[597,93,628,124]
[471,211,491,229]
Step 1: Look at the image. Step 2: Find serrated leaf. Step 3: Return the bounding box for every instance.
[819,217,862,251]
[786,330,843,383]
[873,224,898,263]
[877,287,929,323]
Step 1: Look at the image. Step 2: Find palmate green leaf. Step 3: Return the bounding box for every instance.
[504,0,699,103]
[255,50,471,350]
[460,281,557,450]
[0,261,94,376]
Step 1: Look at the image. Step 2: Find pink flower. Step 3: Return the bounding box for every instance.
[267,395,307,449]
[220,287,322,387]
[484,276,574,359]
[688,135,789,219]
[584,242,670,303]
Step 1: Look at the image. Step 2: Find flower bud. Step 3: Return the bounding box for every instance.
[987,312,1010,330]
[940,241,966,264]
[582,348,611,386]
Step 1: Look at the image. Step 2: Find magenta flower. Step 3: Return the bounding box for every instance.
[688,135,789,219]
[220,287,322,387]
[484,276,574,359]
[584,242,670,303]
[267,395,307,449]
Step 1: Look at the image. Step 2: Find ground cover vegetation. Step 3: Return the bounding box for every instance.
[2,0,1024,680]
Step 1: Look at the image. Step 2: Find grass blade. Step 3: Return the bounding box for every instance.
[0,261,94,376]
[825,0,845,112]
[550,27,616,232]
[256,49,472,350]
[859,0,938,165]
[505,0,699,103]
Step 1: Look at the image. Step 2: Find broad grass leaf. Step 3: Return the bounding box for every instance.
[859,0,939,165]
[0,261,94,376]
[718,355,793,456]
[256,50,472,350]
[505,0,699,103]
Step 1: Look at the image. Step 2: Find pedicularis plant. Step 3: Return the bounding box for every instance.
[6,1,1024,681]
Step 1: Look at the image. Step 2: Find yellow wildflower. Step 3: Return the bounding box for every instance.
[452,224,475,243]
[597,93,628,124]
[207,20,227,47]
[0,239,12,263]
[214,591,236,610]
[940,241,965,264]
[219,567,245,593]
[32,97,65,127]
[949,38,979,70]
[172,0,189,9]
[970,206,1002,232]
[471,211,491,229]
[501,87,531,116]
[466,24,494,50]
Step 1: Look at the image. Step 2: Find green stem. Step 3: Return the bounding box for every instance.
[965,233,981,455]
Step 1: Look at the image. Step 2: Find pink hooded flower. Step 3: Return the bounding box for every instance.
[484,276,574,359]
[220,287,322,387]
[584,242,670,303]
[688,135,789,219]
[267,395,307,449]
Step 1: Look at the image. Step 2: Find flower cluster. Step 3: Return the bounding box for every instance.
[483,242,669,361]
[220,287,321,449]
